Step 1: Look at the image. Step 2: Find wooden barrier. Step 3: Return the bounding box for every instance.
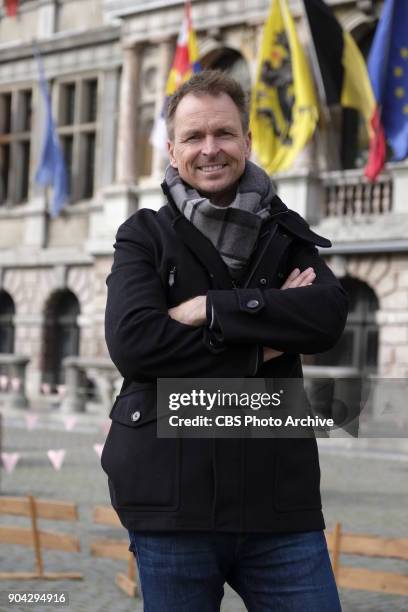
[90,505,137,597]
[0,495,82,580]
[326,522,408,596]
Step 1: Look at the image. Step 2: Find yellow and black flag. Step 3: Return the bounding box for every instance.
[250,0,318,174]
[302,0,375,139]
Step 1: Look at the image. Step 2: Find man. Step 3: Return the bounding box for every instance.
[103,70,347,611]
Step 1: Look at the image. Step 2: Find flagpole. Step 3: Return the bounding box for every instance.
[299,0,341,170]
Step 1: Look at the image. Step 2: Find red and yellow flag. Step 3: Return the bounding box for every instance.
[5,0,19,17]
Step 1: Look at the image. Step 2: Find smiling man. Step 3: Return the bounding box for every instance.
[103,71,347,611]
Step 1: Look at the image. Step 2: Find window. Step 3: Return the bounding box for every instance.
[0,87,32,205]
[42,290,80,389]
[57,76,99,202]
[303,277,379,374]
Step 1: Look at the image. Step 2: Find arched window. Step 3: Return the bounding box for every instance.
[201,48,251,96]
[0,290,15,354]
[42,290,80,389]
[303,277,379,374]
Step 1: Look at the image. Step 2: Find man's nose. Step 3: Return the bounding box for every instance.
[201,135,220,156]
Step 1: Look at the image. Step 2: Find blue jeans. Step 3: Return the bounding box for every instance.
[128,530,341,611]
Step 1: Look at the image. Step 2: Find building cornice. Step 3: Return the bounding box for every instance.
[103,0,358,20]
[0,25,120,64]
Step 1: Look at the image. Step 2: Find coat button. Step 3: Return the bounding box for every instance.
[131,410,141,422]
[246,299,260,309]
[259,277,267,285]
[277,272,284,279]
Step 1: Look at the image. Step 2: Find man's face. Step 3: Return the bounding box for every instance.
[168,93,251,206]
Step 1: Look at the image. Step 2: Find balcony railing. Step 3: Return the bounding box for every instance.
[321,170,393,218]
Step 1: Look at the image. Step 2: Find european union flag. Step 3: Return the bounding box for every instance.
[368,0,408,161]
[35,54,69,217]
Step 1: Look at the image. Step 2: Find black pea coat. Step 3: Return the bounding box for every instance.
[102,185,348,533]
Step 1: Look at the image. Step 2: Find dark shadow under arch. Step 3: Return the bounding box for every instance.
[41,289,80,389]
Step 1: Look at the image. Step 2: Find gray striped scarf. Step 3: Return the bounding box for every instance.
[165,160,275,278]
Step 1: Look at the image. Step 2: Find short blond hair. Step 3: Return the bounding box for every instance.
[166,70,249,140]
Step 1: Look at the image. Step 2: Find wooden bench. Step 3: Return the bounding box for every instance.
[90,505,137,597]
[0,495,82,580]
[326,522,408,596]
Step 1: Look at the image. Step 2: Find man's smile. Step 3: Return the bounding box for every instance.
[197,164,228,174]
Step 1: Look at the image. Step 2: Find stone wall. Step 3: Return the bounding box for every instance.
[327,254,408,377]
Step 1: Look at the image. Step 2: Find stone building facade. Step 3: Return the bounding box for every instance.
[0,0,407,400]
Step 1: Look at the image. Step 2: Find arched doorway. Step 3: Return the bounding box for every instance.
[303,276,379,374]
[0,290,15,355]
[42,290,80,389]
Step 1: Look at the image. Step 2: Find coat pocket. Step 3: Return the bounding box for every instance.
[273,438,322,512]
[101,385,181,511]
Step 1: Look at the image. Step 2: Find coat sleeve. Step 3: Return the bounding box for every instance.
[105,221,260,380]
[207,242,349,355]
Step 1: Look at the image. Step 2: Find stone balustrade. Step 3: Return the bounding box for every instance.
[0,354,30,409]
[61,356,122,413]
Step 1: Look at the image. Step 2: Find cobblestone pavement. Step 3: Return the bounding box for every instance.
[0,408,407,612]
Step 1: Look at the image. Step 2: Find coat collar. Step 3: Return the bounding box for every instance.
[161,182,331,289]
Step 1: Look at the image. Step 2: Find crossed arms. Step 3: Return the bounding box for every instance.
[105,220,348,381]
[168,267,317,363]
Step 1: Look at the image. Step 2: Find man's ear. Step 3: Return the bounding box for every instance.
[245,131,252,159]
[167,140,178,168]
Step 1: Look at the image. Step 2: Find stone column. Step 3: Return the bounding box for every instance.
[273,170,325,225]
[116,45,141,184]
[37,0,57,39]
[388,161,408,214]
[98,68,121,189]
[151,38,173,179]
[60,358,87,413]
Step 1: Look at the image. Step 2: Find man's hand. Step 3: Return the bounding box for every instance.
[168,268,316,357]
[263,267,316,362]
[168,295,207,326]
[280,266,315,289]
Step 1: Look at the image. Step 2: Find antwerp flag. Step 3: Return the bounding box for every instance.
[151,0,201,153]
[250,0,318,174]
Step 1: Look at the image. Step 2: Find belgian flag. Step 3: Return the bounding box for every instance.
[5,1,19,17]
[303,0,378,166]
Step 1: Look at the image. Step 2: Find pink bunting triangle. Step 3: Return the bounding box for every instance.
[10,377,21,391]
[100,420,111,436]
[26,414,39,430]
[62,416,77,431]
[47,449,66,471]
[1,452,20,474]
[93,444,104,459]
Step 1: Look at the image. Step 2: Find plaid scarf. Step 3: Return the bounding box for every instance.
[165,160,275,277]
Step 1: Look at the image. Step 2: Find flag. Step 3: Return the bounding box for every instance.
[150,0,201,153]
[302,0,384,179]
[35,53,69,217]
[367,0,408,178]
[5,0,18,17]
[250,0,318,174]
